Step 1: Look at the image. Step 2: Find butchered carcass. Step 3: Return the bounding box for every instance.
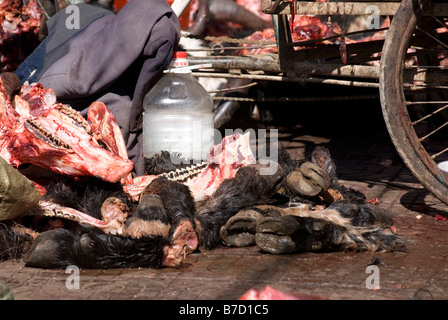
[0,79,134,183]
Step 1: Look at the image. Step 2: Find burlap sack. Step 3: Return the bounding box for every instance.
[0,157,41,220]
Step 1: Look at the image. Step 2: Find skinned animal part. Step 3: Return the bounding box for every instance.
[22,174,201,269]
[123,131,256,202]
[0,142,405,270]
[0,79,134,183]
[221,201,404,254]
[13,131,258,236]
[37,199,128,235]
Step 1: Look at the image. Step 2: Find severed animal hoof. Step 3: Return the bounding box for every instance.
[255,233,298,254]
[101,197,129,225]
[255,215,305,254]
[23,229,72,268]
[371,206,394,226]
[286,162,330,197]
[256,215,302,236]
[311,146,337,181]
[0,72,21,97]
[220,206,284,247]
[163,220,198,267]
[0,157,41,221]
[220,208,266,247]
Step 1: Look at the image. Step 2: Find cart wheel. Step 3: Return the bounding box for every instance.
[380,0,448,205]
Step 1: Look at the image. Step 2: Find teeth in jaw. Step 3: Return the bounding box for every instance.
[44,209,84,223]
[162,161,208,182]
[26,118,72,149]
[55,104,93,135]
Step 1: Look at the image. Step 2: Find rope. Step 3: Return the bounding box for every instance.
[211,94,379,103]
[36,0,51,20]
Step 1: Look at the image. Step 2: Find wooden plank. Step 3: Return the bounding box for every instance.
[261,1,448,16]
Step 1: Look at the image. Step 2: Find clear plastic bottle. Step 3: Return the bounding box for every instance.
[142,51,214,164]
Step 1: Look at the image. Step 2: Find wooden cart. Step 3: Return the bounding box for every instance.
[179,0,448,205]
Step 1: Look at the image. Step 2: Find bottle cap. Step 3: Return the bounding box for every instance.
[164,51,212,73]
[173,51,188,59]
[171,51,189,70]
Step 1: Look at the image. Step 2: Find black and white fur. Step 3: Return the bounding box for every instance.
[0,146,404,269]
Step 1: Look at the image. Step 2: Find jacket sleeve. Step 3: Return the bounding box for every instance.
[38,0,180,100]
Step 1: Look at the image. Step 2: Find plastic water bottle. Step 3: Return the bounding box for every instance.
[142,51,214,164]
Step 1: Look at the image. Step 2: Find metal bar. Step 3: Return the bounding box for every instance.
[289,27,389,47]
[431,147,448,160]
[188,56,381,79]
[207,82,259,94]
[411,103,448,125]
[188,56,281,73]
[191,71,380,88]
[419,121,448,142]
[260,1,448,17]
[190,56,446,84]
[407,101,448,105]
[405,68,448,84]
[405,85,448,90]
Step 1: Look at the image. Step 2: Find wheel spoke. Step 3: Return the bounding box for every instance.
[406,101,448,105]
[410,103,448,125]
[418,121,448,142]
[431,147,448,160]
[415,26,448,50]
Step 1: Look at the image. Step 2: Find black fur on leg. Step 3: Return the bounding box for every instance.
[144,151,191,175]
[327,201,393,227]
[140,177,197,238]
[23,226,170,269]
[0,222,33,261]
[132,195,170,224]
[255,210,405,254]
[124,197,171,238]
[43,177,134,220]
[196,162,285,249]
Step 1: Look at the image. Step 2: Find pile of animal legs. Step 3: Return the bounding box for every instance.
[0,79,404,269]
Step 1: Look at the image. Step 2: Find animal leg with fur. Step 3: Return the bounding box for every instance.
[124,176,198,267]
[195,161,285,249]
[253,202,405,254]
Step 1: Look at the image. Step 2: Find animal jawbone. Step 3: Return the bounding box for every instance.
[0,80,134,183]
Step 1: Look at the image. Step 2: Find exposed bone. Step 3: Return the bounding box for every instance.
[43,88,56,106]
[160,161,208,183]
[37,200,125,235]
[55,104,93,136]
[25,118,72,149]
[87,101,133,184]
[162,220,198,267]
[3,82,134,182]
[123,132,255,202]
[101,197,129,226]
